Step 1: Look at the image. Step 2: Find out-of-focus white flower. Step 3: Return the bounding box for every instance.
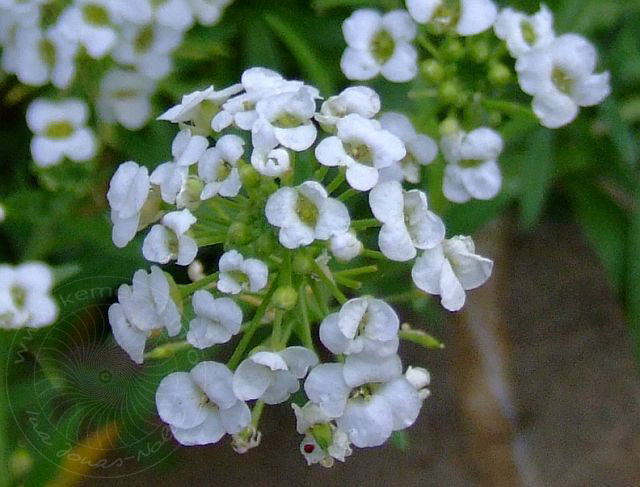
[13,25,77,89]
[142,209,198,266]
[217,250,268,294]
[198,135,244,199]
[378,112,437,184]
[0,262,57,329]
[108,266,181,363]
[441,127,503,203]
[152,0,195,32]
[341,9,417,83]
[26,98,96,167]
[304,362,423,448]
[330,230,362,263]
[265,181,351,249]
[98,69,156,130]
[251,147,291,177]
[406,0,498,36]
[494,5,555,58]
[0,203,5,223]
[411,235,493,311]
[57,0,121,58]
[108,161,150,248]
[156,361,251,445]
[369,181,445,262]
[233,346,318,404]
[516,34,611,128]
[315,114,406,191]
[112,22,182,80]
[315,86,381,131]
[187,290,242,349]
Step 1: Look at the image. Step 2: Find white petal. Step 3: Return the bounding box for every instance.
[457,0,498,36]
[337,396,394,448]
[319,313,350,354]
[377,377,423,430]
[369,180,404,223]
[460,160,502,200]
[380,42,418,83]
[411,245,446,295]
[379,222,416,262]
[220,400,251,434]
[232,358,273,401]
[346,162,379,191]
[439,258,466,311]
[304,363,351,418]
[190,361,237,410]
[156,372,207,429]
[170,408,225,446]
[279,346,319,378]
[343,353,402,388]
[340,48,380,81]
[108,303,147,364]
[261,370,299,404]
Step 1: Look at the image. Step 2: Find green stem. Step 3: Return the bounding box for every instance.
[144,340,192,360]
[310,279,330,316]
[351,218,381,230]
[0,332,9,487]
[337,188,358,202]
[335,265,378,277]
[281,316,297,347]
[334,275,361,290]
[251,400,265,427]
[313,166,329,183]
[227,279,278,370]
[297,281,316,352]
[194,235,227,247]
[362,249,385,260]
[179,272,219,297]
[417,34,441,61]
[272,310,283,349]
[481,98,536,120]
[311,260,347,305]
[326,168,346,194]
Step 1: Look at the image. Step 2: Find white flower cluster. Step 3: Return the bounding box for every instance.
[340,2,609,129]
[0,262,58,329]
[106,67,494,465]
[2,0,233,167]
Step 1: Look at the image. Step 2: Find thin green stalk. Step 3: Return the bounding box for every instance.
[310,279,330,316]
[194,235,227,247]
[351,218,381,230]
[326,168,346,194]
[417,34,441,61]
[179,272,219,297]
[311,260,347,305]
[0,332,9,487]
[334,275,361,290]
[362,249,385,260]
[313,166,329,183]
[227,279,278,369]
[272,310,283,348]
[251,400,265,427]
[481,98,536,120]
[335,265,378,277]
[144,340,192,360]
[337,188,358,202]
[297,281,315,352]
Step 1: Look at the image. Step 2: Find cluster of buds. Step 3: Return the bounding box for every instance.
[106,67,494,465]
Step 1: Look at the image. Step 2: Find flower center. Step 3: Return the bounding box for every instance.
[228,270,250,288]
[371,30,395,64]
[433,0,461,28]
[113,89,139,99]
[521,20,537,46]
[273,113,302,129]
[345,142,373,166]
[45,120,74,139]
[10,286,26,310]
[552,67,573,95]
[82,4,110,26]
[134,25,154,53]
[39,38,56,69]
[296,193,319,226]
[216,162,232,181]
[458,158,484,168]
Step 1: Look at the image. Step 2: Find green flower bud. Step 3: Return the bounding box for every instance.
[254,232,275,256]
[488,63,512,87]
[310,423,333,450]
[439,117,460,136]
[239,163,260,188]
[439,81,463,106]
[443,39,464,61]
[10,448,33,478]
[420,59,445,83]
[292,253,313,275]
[272,285,298,311]
[470,40,490,63]
[228,221,251,245]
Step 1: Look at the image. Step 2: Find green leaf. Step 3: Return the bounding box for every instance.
[518,128,555,230]
[627,187,640,364]
[598,97,638,169]
[263,14,335,96]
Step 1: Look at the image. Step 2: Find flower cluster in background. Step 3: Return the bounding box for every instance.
[106,67,494,466]
[0,0,233,167]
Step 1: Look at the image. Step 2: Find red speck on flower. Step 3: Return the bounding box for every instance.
[303,443,315,454]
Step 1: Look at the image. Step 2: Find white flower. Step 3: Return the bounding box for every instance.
[494,5,555,58]
[150,162,187,205]
[251,147,291,177]
[378,112,437,184]
[187,290,242,349]
[171,128,209,167]
[369,181,445,262]
[217,250,268,294]
[112,22,182,80]
[198,135,243,199]
[156,361,251,446]
[265,181,351,249]
[341,9,417,83]
[441,127,503,203]
[13,25,77,89]
[233,346,318,404]
[516,34,611,128]
[108,266,181,363]
[57,0,121,58]
[26,98,97,167]
[152,0,195,32]
[0,262,57,329]
[189,0,232,26]
[411,235,493,311]
[304,363,423,448]
[157,84,243,134]
[142,209,198,266]
[405,366,431,400]
[330,230,362,262]
[108,161,151,248]
[292,402,353,467]
[98,69,156,130]
[315,114,406,191]
[252,87,318,152]
[406,0,498,36]
[315,86,381,131]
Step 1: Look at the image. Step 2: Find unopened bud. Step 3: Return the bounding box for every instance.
[420,59,445,83]
[238,162,260,188]
[228,221,251,245]
[488,63,512,87]
[272,286,298,311]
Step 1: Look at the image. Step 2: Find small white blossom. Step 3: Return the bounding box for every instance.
[233,347,318,404]
[330,230,362,263]
[251,147,291,177]
[341,9,417,83]
[494,5,555,58]
[315,86,381,131]
[405,366,431,400]
[26,98,97,167]
[57,0,121,58]
[198,134,244,199]
[152,0,195,32]
[156,361,251,445]
[112,22,182,80]
[150,162,187,205]
[187,290,242,349]
[0,262,57,329]
[142,209,198,266]
[98,69,156,130]
[108,266,181,363]
[411,235,493,311]
[441,127,503,203]
[378,112,437,184]
[369,181,445,262]
[217,250,268,294]
[108,161,151,248]
[516,33,611,128]
[406,0,498,36]
[315,114,406,191]
[189,0,232,25]
[171,128,209,167]
[265,181,351,249]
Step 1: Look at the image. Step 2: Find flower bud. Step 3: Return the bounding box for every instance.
[470,40,490,63]
[439,117,460,136]
[488,63,512,87]
[405,366,431,390]
[292,252,313,275]
[420,59,445,83]
[310,423,333,450]
[228,221,251,245]
[10,448,33,478]
[443,39,464,61]
[272,285,298,311]
[238,163,260,188]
